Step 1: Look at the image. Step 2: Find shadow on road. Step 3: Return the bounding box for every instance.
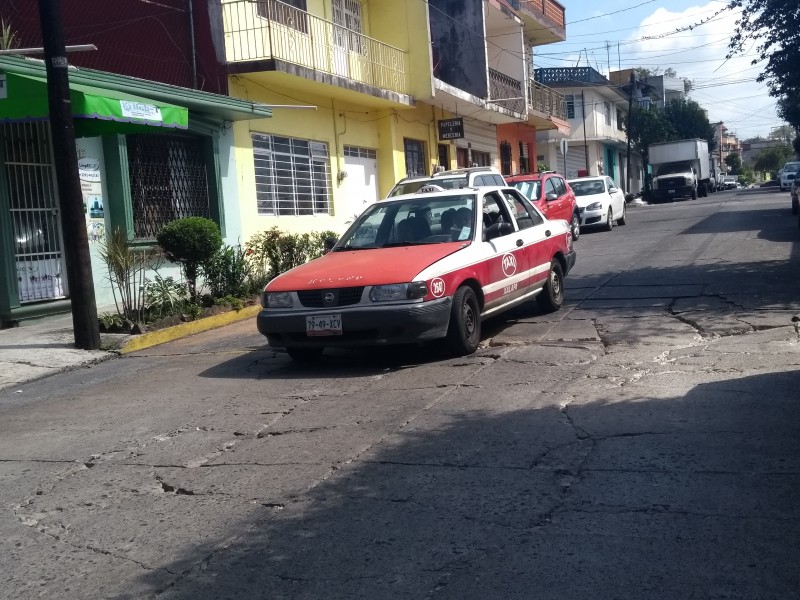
[134,370,800,599]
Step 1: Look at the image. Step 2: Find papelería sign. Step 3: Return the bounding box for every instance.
[437,117,464,140]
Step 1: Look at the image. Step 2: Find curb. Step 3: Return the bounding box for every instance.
[118,304,261,354]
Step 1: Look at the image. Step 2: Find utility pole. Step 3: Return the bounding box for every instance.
[38,0,100,350]
[581,90,589,174]
[626,72,634,194]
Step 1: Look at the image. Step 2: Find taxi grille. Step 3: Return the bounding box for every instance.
[298,286,365,308]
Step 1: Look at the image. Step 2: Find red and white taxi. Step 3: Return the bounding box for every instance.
[257,186,577,360]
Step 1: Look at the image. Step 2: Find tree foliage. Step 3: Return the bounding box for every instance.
[728,0,800,128]
[725,152,743,174]
[753,145,794,174]
[624,105,676,159]
[663,98,717,152]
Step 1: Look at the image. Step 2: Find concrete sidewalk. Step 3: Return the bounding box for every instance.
[0,305,261,391]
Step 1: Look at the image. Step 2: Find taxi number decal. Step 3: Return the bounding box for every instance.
[431,278,446,298]
[503,282,518,295]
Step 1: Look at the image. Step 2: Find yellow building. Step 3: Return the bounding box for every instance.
[220,0,568,240]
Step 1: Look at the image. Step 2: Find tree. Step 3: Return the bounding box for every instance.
[624,105,676,158]
[753,145,793,175]
[793,135,800,160]
[663,98,717,152]
[725,152,743,174]
[729,0,800,129]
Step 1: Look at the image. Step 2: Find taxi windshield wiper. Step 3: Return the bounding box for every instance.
[334,245,376,251]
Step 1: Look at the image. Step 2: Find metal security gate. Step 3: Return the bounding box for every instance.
[3,122,67,304]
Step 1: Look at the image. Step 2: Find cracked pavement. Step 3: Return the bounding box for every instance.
[1,189,800,599]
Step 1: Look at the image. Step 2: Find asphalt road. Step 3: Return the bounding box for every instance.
[1,187,799,599]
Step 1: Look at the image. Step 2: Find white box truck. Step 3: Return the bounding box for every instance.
[649,139,711,201]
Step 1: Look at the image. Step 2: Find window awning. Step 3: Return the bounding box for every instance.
[0,72,188,136]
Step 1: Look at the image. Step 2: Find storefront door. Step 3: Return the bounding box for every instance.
[3,122,68,303]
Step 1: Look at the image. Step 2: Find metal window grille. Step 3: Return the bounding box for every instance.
[343,145,376,160]
[3,122,68,303]
[127,133,211,239]
[500,141,512,176]
[332,0,364,53]
[471,150,491,167]
[252,133,332,216]
[565,94,575,119]
[403,138,426,177]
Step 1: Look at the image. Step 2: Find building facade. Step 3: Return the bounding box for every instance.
[0,56,270,325]
[534,67,643,193]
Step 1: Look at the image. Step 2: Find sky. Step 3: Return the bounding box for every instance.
[534,0,779,140]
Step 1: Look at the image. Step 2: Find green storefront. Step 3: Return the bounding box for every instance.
[0,55,271,326]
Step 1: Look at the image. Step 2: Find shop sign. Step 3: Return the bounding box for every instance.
[437,118,464,140]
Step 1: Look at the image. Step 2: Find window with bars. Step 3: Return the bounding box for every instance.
[252,133,332,216]
[565,94,575,119]
[403,138,426,177]
[126,133,210,240]
[500,141,512,176]
[617,108,625,131]
[344,145,376,159]
[257,0,308,33]
[471,150,491,167]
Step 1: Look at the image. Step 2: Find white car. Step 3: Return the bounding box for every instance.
[779,162,800,191]
[567,176,627,231]
[387,167,506,197]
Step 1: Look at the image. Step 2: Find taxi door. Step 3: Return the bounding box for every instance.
[501,189,552,295]
[479,191,530,313]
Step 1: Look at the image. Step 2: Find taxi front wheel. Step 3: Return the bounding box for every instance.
[537,261,564,313]
[447,286,481,356]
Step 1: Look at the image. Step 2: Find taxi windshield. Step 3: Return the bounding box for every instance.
[335,195,477,249]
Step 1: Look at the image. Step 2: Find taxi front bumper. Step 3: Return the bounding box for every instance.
[257,297,453,349]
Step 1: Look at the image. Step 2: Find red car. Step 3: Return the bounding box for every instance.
[506,172,580,241]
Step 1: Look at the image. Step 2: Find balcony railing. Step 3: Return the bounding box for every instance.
[222,0,410,96]
[489,68,525,114]
[528,80,566,120]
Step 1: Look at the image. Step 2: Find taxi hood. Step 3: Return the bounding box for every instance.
[267,244,467,291]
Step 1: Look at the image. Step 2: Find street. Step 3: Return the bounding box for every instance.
[2,187,799,599]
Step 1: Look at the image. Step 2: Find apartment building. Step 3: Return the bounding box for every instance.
[534,67,643,193]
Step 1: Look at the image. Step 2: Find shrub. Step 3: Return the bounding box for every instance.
[144,274,189,321]
[201,244,253,300]
[156,217,222,297]
[246,227,338,283]
[99,228,161,322]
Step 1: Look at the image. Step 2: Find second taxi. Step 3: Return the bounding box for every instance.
[257,186,577,360]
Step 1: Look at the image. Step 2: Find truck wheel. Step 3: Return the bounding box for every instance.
[537,261,564,313]
[691,186,697,200]
[446,286,481,356]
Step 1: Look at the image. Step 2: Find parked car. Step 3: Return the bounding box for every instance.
[258,186,576,360]
[779,161,800,191]
[567,176,627,231]
[722,176,738,190]
[506,171,580,241]
[387,167,506,197]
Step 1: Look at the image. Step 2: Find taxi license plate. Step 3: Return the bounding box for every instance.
[306,314,342,336]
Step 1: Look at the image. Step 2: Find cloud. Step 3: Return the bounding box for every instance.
[625,2,778,139]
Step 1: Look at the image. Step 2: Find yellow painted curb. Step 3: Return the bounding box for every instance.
[118,304,262,354]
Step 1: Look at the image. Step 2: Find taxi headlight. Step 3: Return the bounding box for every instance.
[266,291,293,308]
[586,201,602,211]
[369,282,427,302]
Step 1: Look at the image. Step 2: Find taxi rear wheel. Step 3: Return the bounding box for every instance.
[537,261,564,313]
[605,207,614,231]
[286,347,323,361]
[446,286,481,356]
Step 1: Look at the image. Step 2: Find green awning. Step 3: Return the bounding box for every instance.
[0,72,189,136]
